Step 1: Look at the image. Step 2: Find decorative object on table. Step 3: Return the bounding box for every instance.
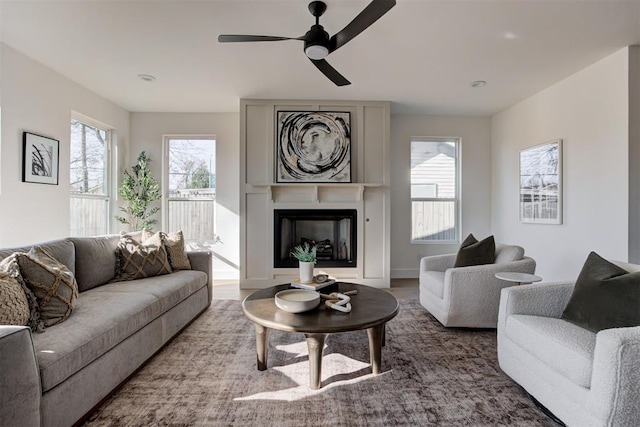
[290,242,317,284]
[519,139,562,224]
[291,277,336,291]
[115,151,162,231]
[314,274,329,282]
[22,132,59,185]
[276,111,351,183]
[274,289,321,313]
[321,290,357,313]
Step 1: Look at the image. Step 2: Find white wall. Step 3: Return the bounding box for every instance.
[0,43,129,247]
[390,115,492,278]
[129,112,240,279]
[492,47,630,282]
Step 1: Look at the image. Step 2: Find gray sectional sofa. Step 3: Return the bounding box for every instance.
[0,233,212,427]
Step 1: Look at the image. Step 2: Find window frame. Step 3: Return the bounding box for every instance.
[410,137,461,245]
[69,113,112,237]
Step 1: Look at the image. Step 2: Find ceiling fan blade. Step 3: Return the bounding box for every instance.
[329,0,396,53]
[218,35,297,43]
[310,59,351,86]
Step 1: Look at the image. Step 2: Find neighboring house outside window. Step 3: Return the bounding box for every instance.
[70,116,111,237]
[164,136,217,250]
[410,137,460,243]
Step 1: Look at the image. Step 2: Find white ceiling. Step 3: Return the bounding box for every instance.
[1,0,639,116]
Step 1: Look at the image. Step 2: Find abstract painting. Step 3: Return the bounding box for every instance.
[519,139,562,224]
[23,132,60,185]
[276,111,351,183]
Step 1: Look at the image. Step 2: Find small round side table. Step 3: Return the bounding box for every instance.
[495,272,542,286]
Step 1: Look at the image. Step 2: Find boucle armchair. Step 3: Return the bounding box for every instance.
[419,243,536,328]
[498,270,640,426]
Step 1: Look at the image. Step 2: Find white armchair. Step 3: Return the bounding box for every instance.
[498,271,640,426]
[419,243,536,328]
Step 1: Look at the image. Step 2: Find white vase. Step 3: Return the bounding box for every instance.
[299,261,315,284]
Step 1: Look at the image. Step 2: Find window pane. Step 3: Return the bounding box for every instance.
[411,141,456,198]
[412,200,456,241]
[167,139,216,244]
[70,120,108,195]
[70,197,108,237]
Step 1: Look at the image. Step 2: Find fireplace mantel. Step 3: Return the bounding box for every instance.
[246,183,383,202]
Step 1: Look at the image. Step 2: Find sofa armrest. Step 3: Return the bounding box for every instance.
[0,326,41,426]
[588,326,640,423]
[498,281,574,331]
[420,253,457,273]
[187,251,213,304]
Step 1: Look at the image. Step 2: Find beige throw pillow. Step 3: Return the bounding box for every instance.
[0,271,30,326]
[15,247,79,327]
[114,232,172,281]
[162,230,191,270]
[0,254,45,332]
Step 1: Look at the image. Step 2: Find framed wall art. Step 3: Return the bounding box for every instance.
[519,139,562,224]
[23,132,60,185]
[276,111,351,183]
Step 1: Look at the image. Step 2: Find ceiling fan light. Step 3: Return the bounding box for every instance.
[305,44,329,60]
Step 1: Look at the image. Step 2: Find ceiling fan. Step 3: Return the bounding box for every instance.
[218,0,396,86]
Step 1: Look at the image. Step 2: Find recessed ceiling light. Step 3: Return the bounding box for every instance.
[137,74,156,82]
[470,80,487,88]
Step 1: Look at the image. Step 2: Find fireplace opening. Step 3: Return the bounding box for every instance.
[274,209,356,268]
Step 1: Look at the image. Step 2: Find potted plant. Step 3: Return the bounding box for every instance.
[115,151,161,231]
[290,242,317,284]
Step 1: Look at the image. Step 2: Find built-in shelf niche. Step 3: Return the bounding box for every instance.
[246,183,382,203]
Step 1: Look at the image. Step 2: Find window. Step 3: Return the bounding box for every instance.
[410,137,460,243]
[164,136,216,249]
[70,117,110,237]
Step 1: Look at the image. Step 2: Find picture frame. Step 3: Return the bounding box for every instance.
[275,111,351,183]
[519,139,562,224]
[23,132,60,185]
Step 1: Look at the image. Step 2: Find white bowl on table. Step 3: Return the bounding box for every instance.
[275,289,320,313]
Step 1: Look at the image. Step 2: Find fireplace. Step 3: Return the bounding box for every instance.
[274,209,357,268]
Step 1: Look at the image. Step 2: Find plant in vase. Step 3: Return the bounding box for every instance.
[290,243,317,284]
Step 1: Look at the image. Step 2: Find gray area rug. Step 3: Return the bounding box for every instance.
[86,298,556,426]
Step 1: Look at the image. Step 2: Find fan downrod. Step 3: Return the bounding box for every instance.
[308,1,327,18]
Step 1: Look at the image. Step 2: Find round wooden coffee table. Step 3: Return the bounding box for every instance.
[242,282,399,389]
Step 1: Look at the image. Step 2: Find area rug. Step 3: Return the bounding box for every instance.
[85,298,557,426]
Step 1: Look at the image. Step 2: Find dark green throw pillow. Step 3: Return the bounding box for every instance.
[454,234,496,267]
[561,252,640,333]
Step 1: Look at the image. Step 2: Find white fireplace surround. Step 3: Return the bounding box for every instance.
[240,99,391,289]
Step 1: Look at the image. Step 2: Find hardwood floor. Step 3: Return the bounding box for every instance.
[211,278,419,301]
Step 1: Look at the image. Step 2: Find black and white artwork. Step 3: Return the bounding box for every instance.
[276,111,351,183]
[23,132,60,185]
[519,139,562,224]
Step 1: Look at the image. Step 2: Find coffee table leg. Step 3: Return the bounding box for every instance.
[367,324,385,375]
[305,333,326,390]
[254,323,270,371]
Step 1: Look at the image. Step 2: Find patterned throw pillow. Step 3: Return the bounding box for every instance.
[0,254,45,332]
[15,247,79,327]
[0,271,30,326]
[113,232,172,281]
[162,230,191,271]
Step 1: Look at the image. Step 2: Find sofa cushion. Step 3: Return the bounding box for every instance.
[494,244,525,264]
[17,247,79,327]
[506,314,596,388]
[31,270,207,392]
[562,252,640,332]
[454,234,495,267]
[0,238,75,276]
[113,232,172,281]
[0,271,30,325]
[420,271,446,299]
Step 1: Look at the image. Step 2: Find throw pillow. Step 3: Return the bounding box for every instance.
[561,252,640,332]
[113,232,172,281]
[0,254,45,332]
[162,230,191,271]
[15,247,79,327]
[0,271,30,326]
[454,234,496,267]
